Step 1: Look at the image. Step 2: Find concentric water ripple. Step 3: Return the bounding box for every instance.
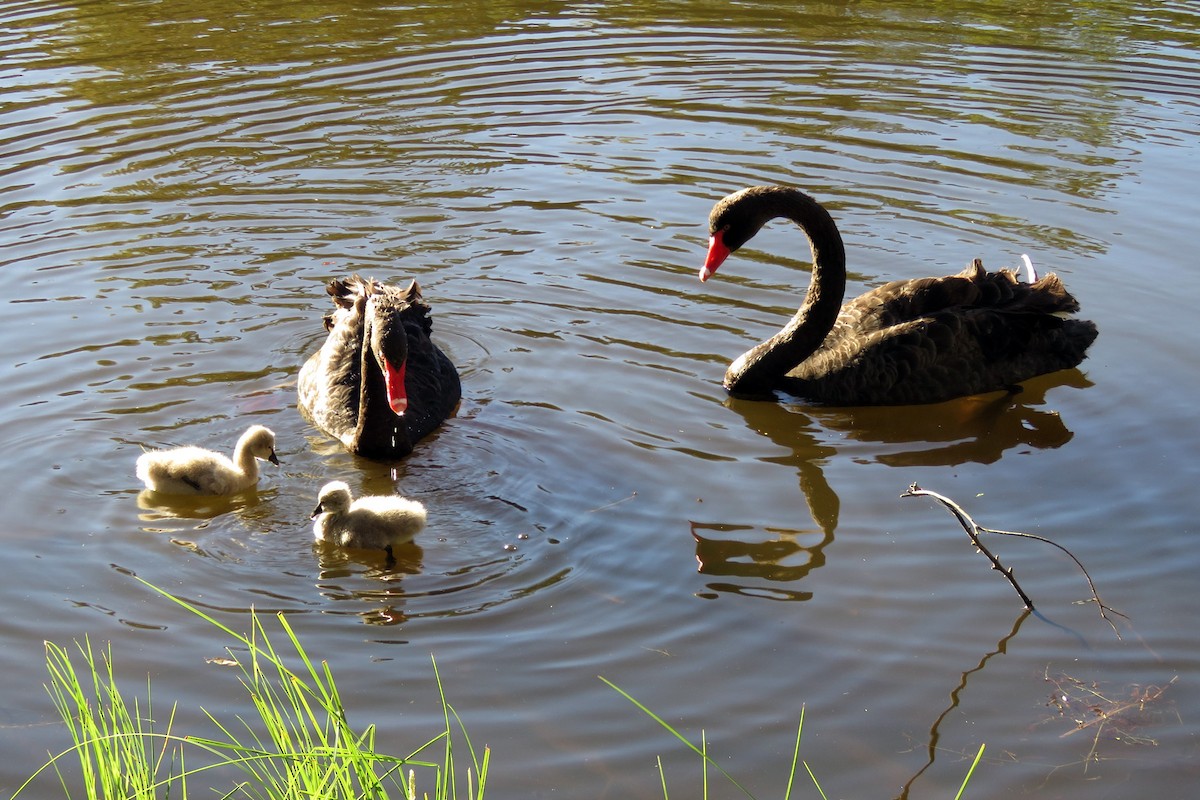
[3,0,1197,627]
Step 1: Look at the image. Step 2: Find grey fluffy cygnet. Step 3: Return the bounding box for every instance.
[136,425,280,495]
[311,481,427,556]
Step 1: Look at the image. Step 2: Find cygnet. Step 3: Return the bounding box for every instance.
[136,425,280,495]
[311,481,427,557]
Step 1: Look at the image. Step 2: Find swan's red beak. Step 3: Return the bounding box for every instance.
[701,230,731,282]
[383,359,408,416]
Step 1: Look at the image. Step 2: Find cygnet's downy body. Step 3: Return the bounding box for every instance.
[311,481,427,557]
[136,425,280,495]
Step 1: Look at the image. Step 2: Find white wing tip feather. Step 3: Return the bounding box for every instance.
[1020,253,1038,283]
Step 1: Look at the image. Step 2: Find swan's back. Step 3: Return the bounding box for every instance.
[136,447,232,494]
[787,260,1097,405]
[348,496,427,542]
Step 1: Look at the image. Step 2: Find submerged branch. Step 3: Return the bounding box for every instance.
[901,483,1126,638]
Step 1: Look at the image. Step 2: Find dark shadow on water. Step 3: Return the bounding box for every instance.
[691,520,831,603]
[897,608,1032,800]
[896,604,1101,799]
[1030,606,1092,650]
[694,371,1088,600]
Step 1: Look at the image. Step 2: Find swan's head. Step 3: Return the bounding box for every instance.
[366,291,415,417]
[702,186,797,282]
[312,480,353,518]
[242,425,281,465]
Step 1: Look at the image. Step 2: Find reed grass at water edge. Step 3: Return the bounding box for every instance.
[14,581,982,799]
[13,581,489,800]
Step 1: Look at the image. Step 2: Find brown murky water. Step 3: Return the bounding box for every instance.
[3,0,1199,796]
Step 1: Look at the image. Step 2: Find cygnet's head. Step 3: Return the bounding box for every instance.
[312,480,353,518]
[243,425,281,465]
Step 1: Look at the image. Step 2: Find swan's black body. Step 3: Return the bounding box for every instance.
[298,276,460,459]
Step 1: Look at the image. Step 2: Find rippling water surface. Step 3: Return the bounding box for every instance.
[3,1,1200,796]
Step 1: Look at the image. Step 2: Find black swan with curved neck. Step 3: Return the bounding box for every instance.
[701,186,1097,405]
[298,276,460,460]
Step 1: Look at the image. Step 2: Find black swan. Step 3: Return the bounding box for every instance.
[136,425,280,495]
[298,276,461,459]
[701,186,1098,405]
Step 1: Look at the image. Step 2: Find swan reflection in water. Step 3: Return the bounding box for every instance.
[313,539,425,626]
[134,487,288,563]
[801,369,1091,467]
[134,486,282,555]
[692,374,1088,599]
[136,488,270,522]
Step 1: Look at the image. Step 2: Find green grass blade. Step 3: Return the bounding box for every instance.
[599,676,757,799]
[802,761,828,800]
[954,743,986,800]
[783,706,805,800]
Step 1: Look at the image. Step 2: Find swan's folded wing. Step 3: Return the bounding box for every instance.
[298,298,366,430]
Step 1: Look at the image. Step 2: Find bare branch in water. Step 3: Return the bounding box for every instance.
[901,483,1035,609]
[901,483,1127,638]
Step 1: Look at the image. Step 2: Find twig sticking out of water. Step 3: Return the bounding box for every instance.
[901,483,1127,638]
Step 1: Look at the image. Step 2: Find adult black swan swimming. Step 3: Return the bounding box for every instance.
[701,186,1097,405]
[298,276,461,460]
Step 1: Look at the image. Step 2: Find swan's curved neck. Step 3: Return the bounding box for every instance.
[234,439,260,479]
[354,315,412,459]
[724,190,847,395]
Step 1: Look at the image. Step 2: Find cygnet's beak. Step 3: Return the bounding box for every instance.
[310,501,324,519]
[268,451,281,466]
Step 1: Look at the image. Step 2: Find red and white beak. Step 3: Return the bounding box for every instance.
[383,359,408,416]
[701,229,731,282]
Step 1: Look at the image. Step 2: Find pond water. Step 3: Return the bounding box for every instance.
[2,0,1199,797]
